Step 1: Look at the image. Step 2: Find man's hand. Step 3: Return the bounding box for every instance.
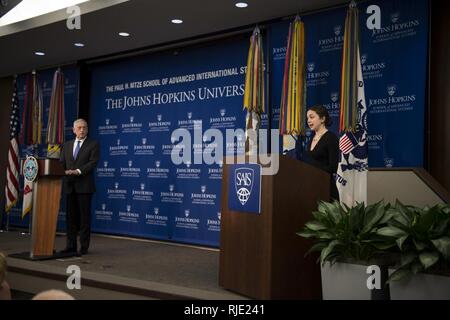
[65,170,81,176]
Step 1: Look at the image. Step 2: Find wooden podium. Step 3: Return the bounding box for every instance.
[29,158,65,259]
[219,155,330,299]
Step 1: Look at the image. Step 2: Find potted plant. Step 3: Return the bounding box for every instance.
[376,201,450,299]
[297,200,397,300]
[298,200,450,300]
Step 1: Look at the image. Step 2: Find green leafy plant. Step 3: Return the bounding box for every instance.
[376,201,450,281]
[297,200,396,266]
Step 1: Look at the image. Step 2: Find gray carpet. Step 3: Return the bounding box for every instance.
[0,230,242,296]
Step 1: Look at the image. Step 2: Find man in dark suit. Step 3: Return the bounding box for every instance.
[60,119,99,256]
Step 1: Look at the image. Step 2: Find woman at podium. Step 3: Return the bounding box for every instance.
[304,105,339,201]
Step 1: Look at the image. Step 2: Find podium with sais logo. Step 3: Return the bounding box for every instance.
[219,155,330,299]
[13,157,65,260]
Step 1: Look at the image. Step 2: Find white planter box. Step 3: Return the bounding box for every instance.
[389,271,450,300]
[321,262,372,300]
[321,262,450,300]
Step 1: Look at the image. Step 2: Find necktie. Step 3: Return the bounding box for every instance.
[73,140,81,160]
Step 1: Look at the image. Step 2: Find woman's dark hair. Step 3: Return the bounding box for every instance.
[308,105,332,127]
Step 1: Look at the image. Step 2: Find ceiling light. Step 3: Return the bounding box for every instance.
[171,19,183,24]
[235,2,248,8]
[118,32,130,37]
[0,0,90,27]
[34,51,45,56]
[74,43,85,47]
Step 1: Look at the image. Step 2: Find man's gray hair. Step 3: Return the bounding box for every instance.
[73,118,88,127]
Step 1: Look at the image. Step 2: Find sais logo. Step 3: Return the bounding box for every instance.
[361,54,368,65]
[130,116,134,123]
[220,109,226,117]
[155,161,161,168]
[218,161,223,168]
[186,161,191,168]
[117,139,121,146]
[157,114,162,122]
[101,203,106,211]
[387,85,397,96]
[391,12,400,23]
[140,183,145,191]
[128,160,133,167]
[331,92,339,103]
[334,25,342,36]
[235,168,254,206]
[201,185,206,193]
[142,138,147,145]
[169,184,174,192]
[185,209,190,217]
[307,63,315,73]
[105,119,110,125]
[103,161,108,168]
[114,182,119,189]
[217,212,221,220]
[126,205,131,212]
[154,207,159,215]
[187,112,192,119]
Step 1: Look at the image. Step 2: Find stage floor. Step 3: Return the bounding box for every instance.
[0,230,247,300]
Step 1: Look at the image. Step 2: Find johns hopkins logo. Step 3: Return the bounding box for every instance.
[117,139,121,146]
[187,112,192,119]
[126,205,131,212]
[334,25,342,36]
[105,118,110,125]
[201,185,206,193]
[154,207,159,215]
[155,161,161,168]
[307,63,315,73]
[169,184,174,192]
[157,114,162,122]
[217,212,221,220]
[101,203,106,211]
[128,160,133,167]
[220,109,226,117]
[234,167,254,206]
[384,158,394,168]
[185,209,190,217]
[361,54,368,65]
[114,182,119,189]
[218,161,223,168]
[331,92,339,103]
[186,161,191,168]
[103,161,108,168]
[140,183,145,191]
[130,116,134,123]
[142,138,147,145]
[387,85,397,96]
[391,12,400,23]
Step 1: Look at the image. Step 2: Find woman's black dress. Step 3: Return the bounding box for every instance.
[304,131,340,201]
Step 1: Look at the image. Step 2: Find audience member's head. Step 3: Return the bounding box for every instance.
[32,289,75,300]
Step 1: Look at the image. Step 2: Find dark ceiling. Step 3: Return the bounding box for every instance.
[0,0,348,77]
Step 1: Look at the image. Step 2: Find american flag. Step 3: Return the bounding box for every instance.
[5,78,20,212]
[339,131,358,155]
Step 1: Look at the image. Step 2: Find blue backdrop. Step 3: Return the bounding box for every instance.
[89,38,255,246]
[270,0,428,168]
